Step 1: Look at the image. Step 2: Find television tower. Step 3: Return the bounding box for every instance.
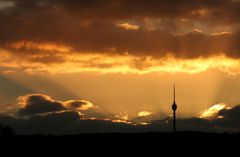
[172,84,177,133]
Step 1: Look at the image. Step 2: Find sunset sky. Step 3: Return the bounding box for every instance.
[0,0,240,134]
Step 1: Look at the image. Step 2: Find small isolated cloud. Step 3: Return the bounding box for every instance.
[117,23,140,30]
[211,31,233,36]
[63,100,94,110]
[137,110,152,118]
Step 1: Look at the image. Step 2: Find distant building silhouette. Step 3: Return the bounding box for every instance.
[171,84,177,133]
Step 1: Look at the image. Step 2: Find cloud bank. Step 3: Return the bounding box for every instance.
[0,0,240,74]
[0,93,240,134]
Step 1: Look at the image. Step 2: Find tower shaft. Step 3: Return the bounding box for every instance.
[173,110,176,133]
[171,84,177,133]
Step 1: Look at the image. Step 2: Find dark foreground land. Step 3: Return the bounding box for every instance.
[0,132,239,155]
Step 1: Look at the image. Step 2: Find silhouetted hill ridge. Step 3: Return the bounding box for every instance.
[0,131,239,154]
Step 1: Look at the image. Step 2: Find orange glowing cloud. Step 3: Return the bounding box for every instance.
[5,41,72,53]
[191,8,210,17]
[1,51,240,75]
[138,110,152,117]
[38,53,240,75]
[114,112,129,121]
[199,103,231,119]
[1,41,240,75]
[211,31,233,36]
[63,100,94,110]
[117,23,140,30]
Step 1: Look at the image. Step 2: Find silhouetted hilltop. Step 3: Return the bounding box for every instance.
[0,132,239,155]
[0,124,14,136]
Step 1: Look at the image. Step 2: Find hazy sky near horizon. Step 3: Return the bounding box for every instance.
[0,0,240,121]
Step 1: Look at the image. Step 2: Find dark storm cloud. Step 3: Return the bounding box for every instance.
[215,105,240,129]
[218,105,240,119]
[2,22,240,59]
[176,105,240,132]
[0,0,240,61]
[12,0,240,22]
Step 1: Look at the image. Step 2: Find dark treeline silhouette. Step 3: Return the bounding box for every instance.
[0,124,15,136]
[0,131,239,155]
